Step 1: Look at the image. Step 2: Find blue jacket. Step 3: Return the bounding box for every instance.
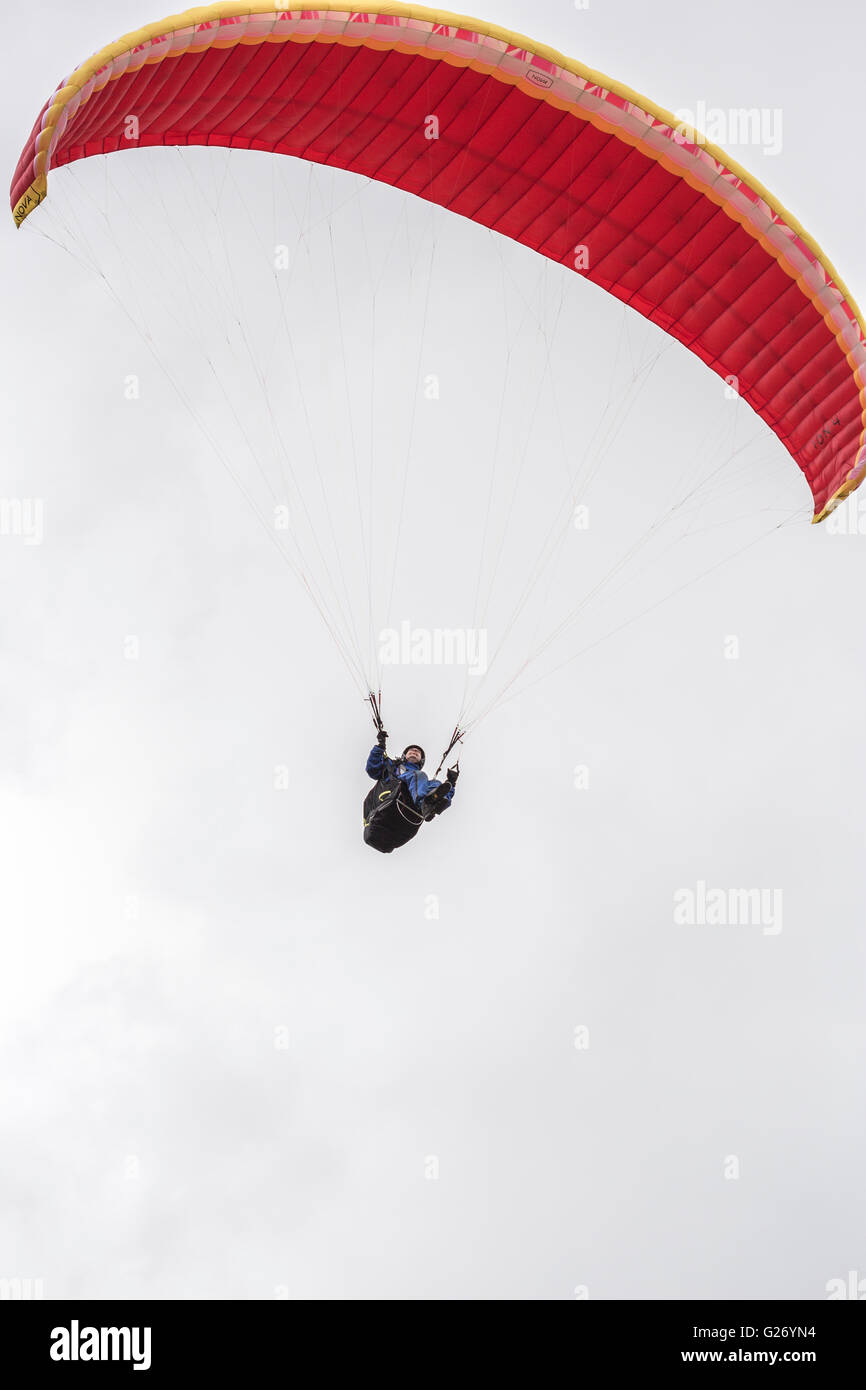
[365,746,454,808]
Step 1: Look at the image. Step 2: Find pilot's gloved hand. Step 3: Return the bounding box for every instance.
[446,765,460,785]
[377,729,388,749]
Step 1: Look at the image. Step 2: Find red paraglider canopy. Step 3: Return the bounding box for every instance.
[11,3,866,520]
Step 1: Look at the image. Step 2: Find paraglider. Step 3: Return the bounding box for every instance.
[10,2,866,857]
[362,699,460,854]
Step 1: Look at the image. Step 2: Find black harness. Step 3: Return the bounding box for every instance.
[362,764,425,854]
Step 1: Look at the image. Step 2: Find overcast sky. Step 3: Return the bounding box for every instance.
[1,0,864,1300]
